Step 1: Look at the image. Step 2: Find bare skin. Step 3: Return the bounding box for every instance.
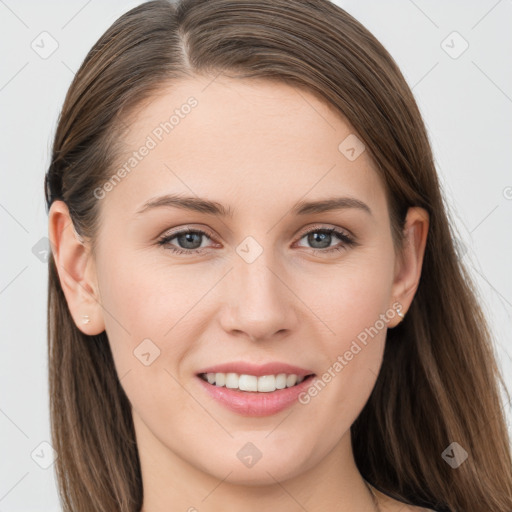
[49,75,431,511]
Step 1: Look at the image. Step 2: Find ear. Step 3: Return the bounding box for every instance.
[48,200,105,335]
[389,206,429,327]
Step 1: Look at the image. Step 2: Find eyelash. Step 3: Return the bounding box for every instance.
[157,225,356,256]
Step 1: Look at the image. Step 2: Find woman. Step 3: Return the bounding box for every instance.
[44,1,512,511]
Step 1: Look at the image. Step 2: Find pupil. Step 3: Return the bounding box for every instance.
[178,232,201,249]
[309,232,330,249]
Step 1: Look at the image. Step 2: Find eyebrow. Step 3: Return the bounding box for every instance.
[135,194,372,217]
[291,197,372,216]
[136,194,233,217]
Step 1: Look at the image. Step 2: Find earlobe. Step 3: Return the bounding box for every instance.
[48,200,105,335]
[390,206,429,326]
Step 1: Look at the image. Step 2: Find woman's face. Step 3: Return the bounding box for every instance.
[61,76,427,487]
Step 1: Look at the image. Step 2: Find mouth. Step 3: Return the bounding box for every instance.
[194,361,317,415]
[197,372,316,393]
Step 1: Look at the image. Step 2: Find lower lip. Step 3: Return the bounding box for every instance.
[196,374,316,417]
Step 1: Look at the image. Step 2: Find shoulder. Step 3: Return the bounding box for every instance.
[372,487,439,512]
[386,504,437,512]
[383,501,438,512]
[397,507,438,512]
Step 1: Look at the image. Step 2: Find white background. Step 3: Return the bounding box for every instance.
[1,0,511,510]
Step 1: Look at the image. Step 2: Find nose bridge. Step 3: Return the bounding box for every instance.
[220,234,296,339]
[234,235,284,308]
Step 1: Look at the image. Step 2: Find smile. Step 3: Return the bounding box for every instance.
[196,372,317,417]
[198,372,314,392]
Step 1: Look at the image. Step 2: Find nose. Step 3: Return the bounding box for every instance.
[218,247,299,343]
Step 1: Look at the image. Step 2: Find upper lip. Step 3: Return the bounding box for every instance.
[196,361,315,378]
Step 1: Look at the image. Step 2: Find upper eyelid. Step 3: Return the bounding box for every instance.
[299,225,352,238]
[159,226,217,242]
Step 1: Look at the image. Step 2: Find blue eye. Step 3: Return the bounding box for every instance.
[296,227,356,254]
[157,226,356,256]
[157,228,214,255]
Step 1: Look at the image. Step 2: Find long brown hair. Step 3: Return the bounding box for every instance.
[44,1,512,510]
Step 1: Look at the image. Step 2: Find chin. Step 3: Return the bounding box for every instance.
[196,443,313,487]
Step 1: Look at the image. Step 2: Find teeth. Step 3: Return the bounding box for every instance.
[201,372,310,392]
[225,373,239,389]
[240,374,258,391]
[215,373,225,387]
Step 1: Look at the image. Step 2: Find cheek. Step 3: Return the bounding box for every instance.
[300,249,395,344]
[94,248,218,394]
[97,246,213,339]
[93,249,173,380]
[294,247,394,416]
[95,254,196,426]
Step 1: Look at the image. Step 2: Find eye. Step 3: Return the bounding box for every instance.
[295,226,356,254]
[157,225,356,256]
[157,227,217,255]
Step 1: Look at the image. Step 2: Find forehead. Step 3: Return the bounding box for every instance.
[100,75,387,221]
